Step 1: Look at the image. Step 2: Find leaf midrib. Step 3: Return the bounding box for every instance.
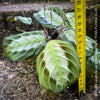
[49,42,64,85]
[6,36,46,51]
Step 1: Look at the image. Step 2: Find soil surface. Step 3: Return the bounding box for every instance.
[0,56,100,100]
[0,2,100,100]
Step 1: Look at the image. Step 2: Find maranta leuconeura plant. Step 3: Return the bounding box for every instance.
[3,6,100,93]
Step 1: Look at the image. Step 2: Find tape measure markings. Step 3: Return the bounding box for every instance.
[74,0,86,96]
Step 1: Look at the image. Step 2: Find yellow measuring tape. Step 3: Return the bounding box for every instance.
[74,0,86,97]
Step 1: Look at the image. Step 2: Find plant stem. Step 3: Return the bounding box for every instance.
[56,25,63,40]
[43,26,49,39]
[67,15,75,20]
[48,0,53,39]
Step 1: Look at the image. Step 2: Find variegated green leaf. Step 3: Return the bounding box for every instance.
[86,36,96,57]
[3,31,47,61]
[34,6,65,29]
[15,16,32,25]
[60,30,76,47]
[37,40,81,93]
[87,49,100,72]
[60,30,96,57]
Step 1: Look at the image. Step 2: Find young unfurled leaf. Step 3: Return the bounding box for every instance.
[37,40,81,93]
[3,31,47,61]
[34,6,65,29]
